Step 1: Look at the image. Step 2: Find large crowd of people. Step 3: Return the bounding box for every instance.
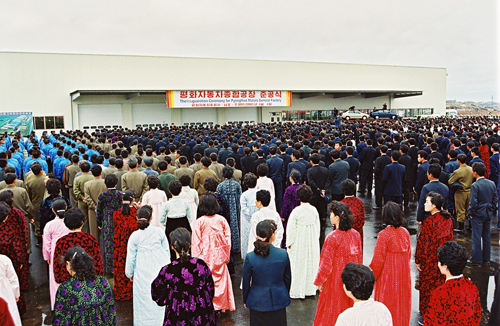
[0,115,499,325]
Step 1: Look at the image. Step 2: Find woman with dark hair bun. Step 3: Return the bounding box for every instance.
[142,175,167,230]
[39,178,70,234]
[152,228,216,325]
[478,137,490,177]
[42,198,70,310]
[341,179,365,248]
[126,205,171,326]
[280,169,301,248]
[369,202,411,326]
[217,166,242,255]
[240,173,259,260]
[192,192,235,312]
[243,220,291,326]
[286,185,320,299]
[313,201,362,326]
[112,190,138,301]
[53,246,117,326]
[95,173,123,274]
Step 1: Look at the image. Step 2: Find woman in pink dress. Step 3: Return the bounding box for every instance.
[191,192,235,312]
[42,198,70,310]
[313,201,362,326]
[370,202,411,326]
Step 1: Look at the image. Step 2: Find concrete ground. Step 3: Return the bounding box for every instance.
[21,193,499,325]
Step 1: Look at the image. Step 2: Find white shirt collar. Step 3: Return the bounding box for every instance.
[446,274,463,282]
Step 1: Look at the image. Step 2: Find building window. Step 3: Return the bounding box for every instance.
[33,116,65,130]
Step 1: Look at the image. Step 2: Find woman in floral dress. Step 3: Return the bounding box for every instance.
[53,246,116,326]
[112,190,138,301]
[280,170,301,248]
[96,174,122,274]
[216,166,242,254]
[152,228,216,325]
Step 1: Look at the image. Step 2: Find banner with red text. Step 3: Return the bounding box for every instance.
[166,90,292,108]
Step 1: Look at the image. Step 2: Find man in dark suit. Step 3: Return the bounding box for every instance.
[358,139,376,195]
[399,144,412,207]
[287,150,307,184]
[177,139,192,163]
[407,138,419,192]
[227,144,242,170]
[488,143,500,187]
[192,139,206,157]
[204,140,219,157]
[373,145,392,209]
[307,154,329,233]
[252,149,267,174]
[266,146,284,211]
[415,150,430,198]
[428,143,444,167]
[416,164,449,228]
[241,147,256,177]
[382,151,406,205]
[467,162,497,266]
[325,150,350,201]
[344,146,359,186]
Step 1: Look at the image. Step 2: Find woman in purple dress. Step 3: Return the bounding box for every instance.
[152,227,216,326]
[280,170,301,248]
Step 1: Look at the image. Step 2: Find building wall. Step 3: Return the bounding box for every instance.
[0,52,446,129]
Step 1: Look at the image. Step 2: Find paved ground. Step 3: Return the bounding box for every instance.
[21,192,499,325]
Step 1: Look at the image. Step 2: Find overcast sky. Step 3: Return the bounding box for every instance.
[1,0,498,101]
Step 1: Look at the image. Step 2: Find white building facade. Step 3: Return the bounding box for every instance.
[0,52,446,131]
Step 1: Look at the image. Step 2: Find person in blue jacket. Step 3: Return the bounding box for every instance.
[243,219,291,326]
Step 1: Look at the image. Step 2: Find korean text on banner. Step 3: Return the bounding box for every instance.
[166,91,292,108]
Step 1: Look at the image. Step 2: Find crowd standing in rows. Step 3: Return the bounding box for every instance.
[0,115,499,325]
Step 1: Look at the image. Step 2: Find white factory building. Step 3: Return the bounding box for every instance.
[0,52,446,132]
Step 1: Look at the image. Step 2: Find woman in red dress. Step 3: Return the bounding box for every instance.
[0,199,29,315]
[341,179,365,248]
[112,190,138,301]
[313,201,362,326]
[479,137,490,178]
[370,202,411,326]
[415,191,453,324]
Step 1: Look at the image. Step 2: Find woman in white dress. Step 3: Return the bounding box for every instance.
[255,164,276,211]
[177,174,199,224]
[240,173,259,260]
[125,205,171,326]
[286,185,321,299]
[141,175,168,230]
[0,254,21,326]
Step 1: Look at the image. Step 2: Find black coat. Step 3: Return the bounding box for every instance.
[307,165,329,199]
[241,155,256,176]
[359,147,377,171]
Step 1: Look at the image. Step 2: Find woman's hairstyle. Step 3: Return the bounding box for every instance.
[169,228,191,262]
[0,190,14,207]
[341,179,356,196]
[52,198,67,219]
[203,177,219,192]
[256,190,271,207]
[296,185,313,202]
[61,246,96,281]
[243,173,258,188]
[328,201,353,231]
[121,190,135,216]
[437,241,469,276]
[46,178,62,196]
[254,220,277,258]
[382,202,405,228]
[289,169,301,183]
[104,173,118,188]
[137,205,153,230]
[222,166,234,179]
[64,208,85,230]
[178,174,191,187]
[256,163,268,177]
[168,180,182,196]
[340,262,375,300]
[426,191,451,219]
[0,202,12,223]
[147,175,160,189]
[198,192,220,216]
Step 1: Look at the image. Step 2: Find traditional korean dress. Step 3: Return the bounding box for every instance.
[179,185,199,224]
[42,216,70,310]
[53,231,104,285]
[425,275,481,326]
[142,188,168,229]
[280,183,300,248]
[370,225,411,326]
[152,257,216,326]
[125,226,171,326]
[0,208,29,315]
[341,195,365,247]
[0,255,21,326]
[95,188,122,274]
[192,214,235,312]
[415,211,453,315]
[286,203,321,299]
[217,178,242,253]
[313,228,362,325]
[53,275,117,326]
[240,188,259,260]
[256,176,276,211]
[112,207,138,301]
[247,207,284,252]
[479,144,490,177]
